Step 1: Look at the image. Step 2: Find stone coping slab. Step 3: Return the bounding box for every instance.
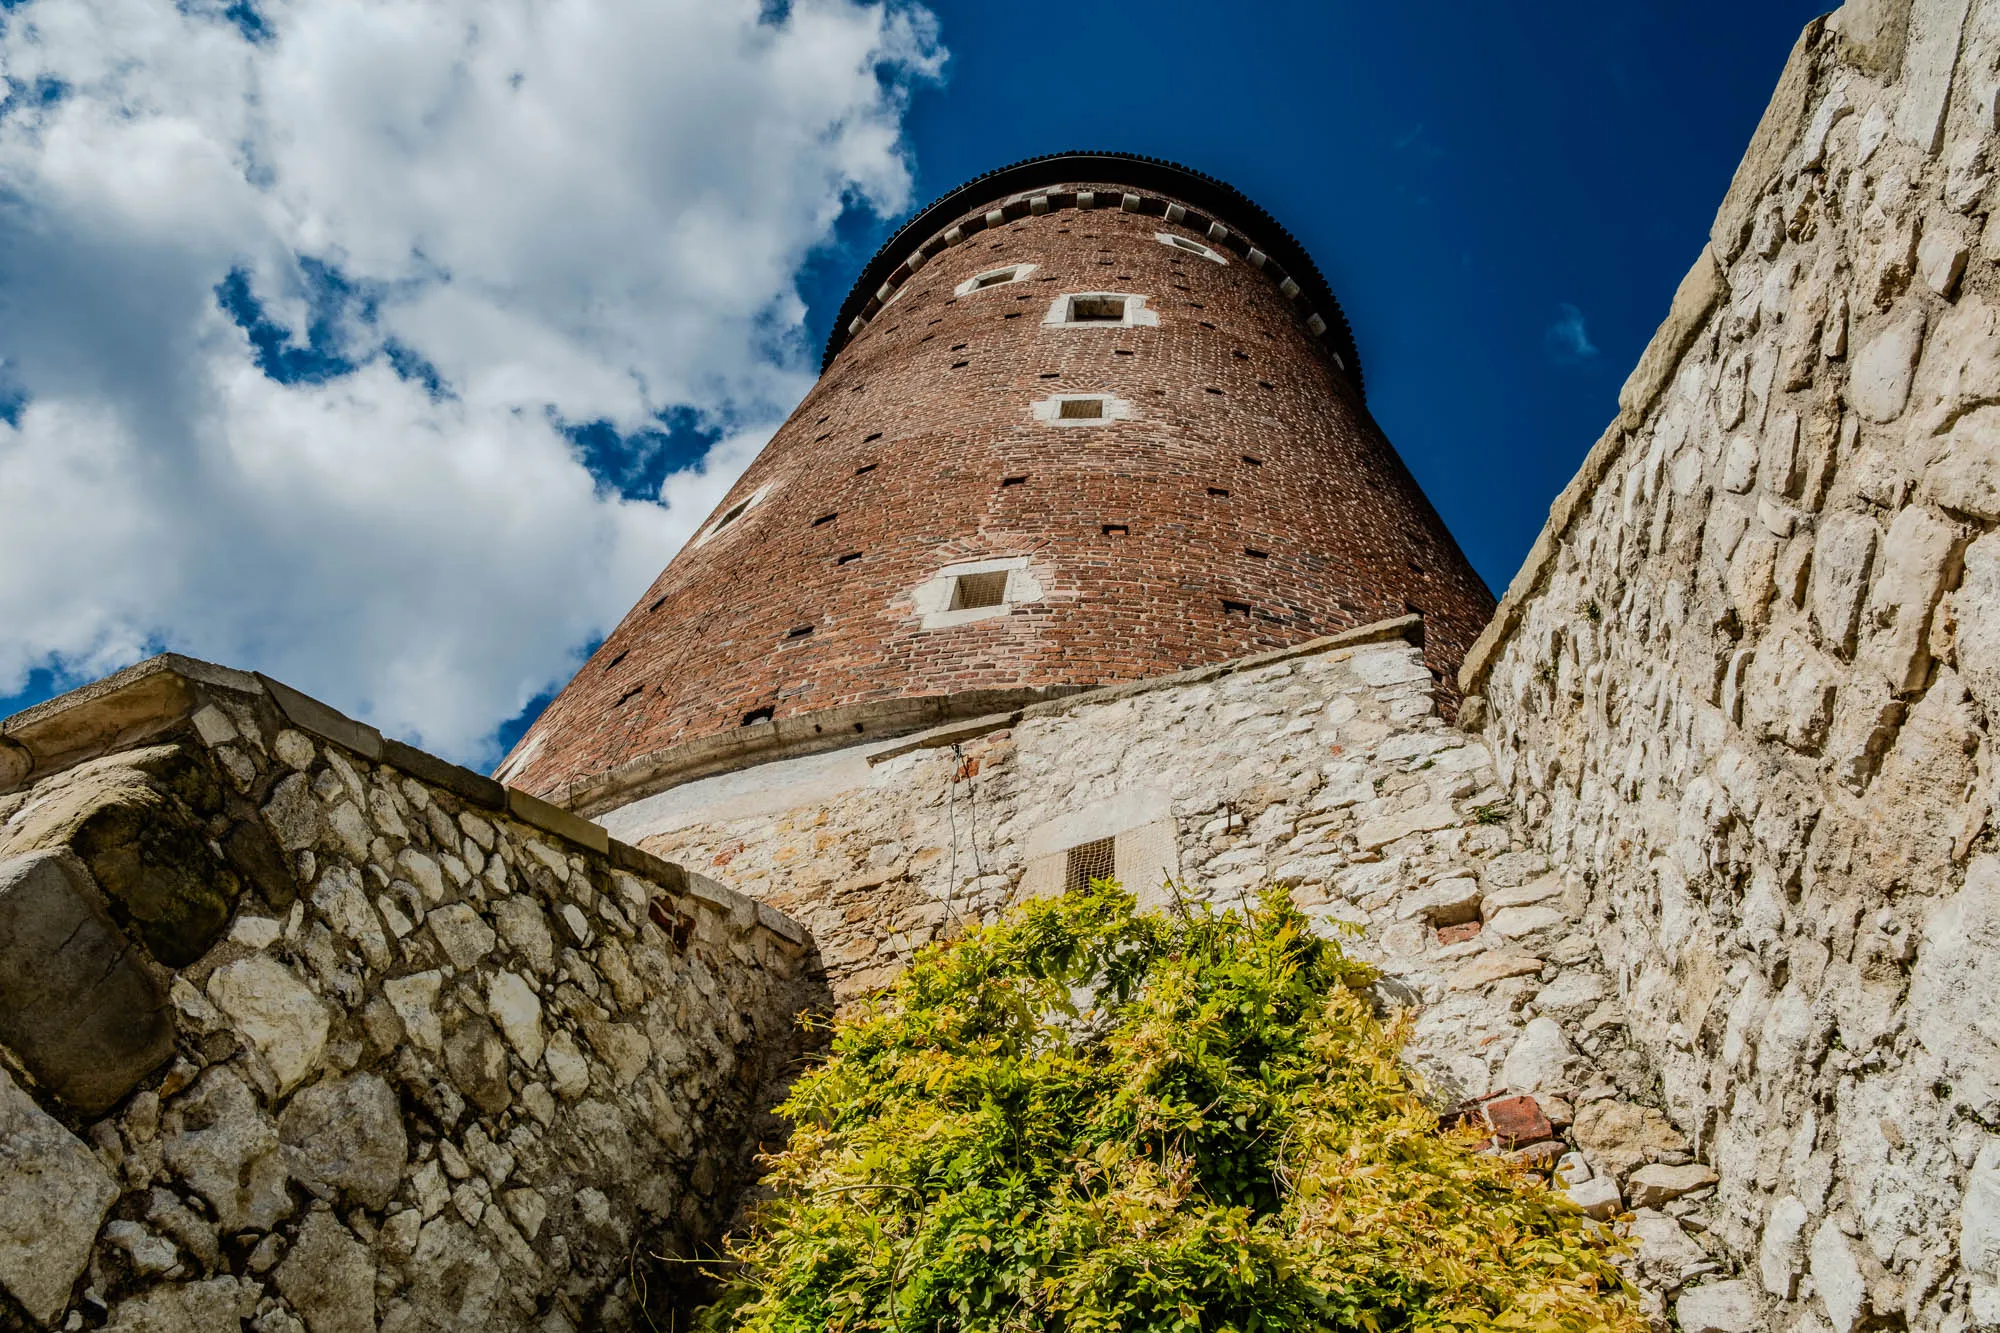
[863,614,1425,767]
[0,654,806,952]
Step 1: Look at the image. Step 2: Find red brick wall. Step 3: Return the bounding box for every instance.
[505,182,1494,801]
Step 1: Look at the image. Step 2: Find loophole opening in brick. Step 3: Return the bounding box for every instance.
[742,706,775,726]
[1059,398,1105,420]
[949,571,1009,611]
[1064,837,1117,893]
[1067,295,1126,322]
[973,268,1018,289]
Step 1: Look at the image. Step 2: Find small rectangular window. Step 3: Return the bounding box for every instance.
[1103,523,1129,536]
[855,463,878,475]
[950,571,1009,611]
[813,513,838,526]
[1068,295,1126,322]
[1222,599,1252,617]
[863,432,883,443]
[1059,398,1104,420]
[973,269,1015,289]
[1207,487,1230,498]
[836,551,863,565]
[1001,475,1028,487]
[1244,548,1269,559]
[1241,455,1263,467]
[785,625,814,639]
[1064,837,1117,892]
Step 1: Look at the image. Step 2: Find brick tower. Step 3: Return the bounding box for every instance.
[502,153,1494,813]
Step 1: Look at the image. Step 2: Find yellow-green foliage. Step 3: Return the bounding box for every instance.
[710,883,1642,1333]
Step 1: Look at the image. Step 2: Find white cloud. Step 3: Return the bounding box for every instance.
[1542,302,1599,363]
[0,0,941,761]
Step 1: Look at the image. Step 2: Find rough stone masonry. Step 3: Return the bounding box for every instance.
[0,656,820,1330]
[1461,0,2000,1328]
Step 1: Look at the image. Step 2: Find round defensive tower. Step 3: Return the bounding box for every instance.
[502,152,1494,812]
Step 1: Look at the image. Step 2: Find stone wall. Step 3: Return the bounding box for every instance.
[0,655,819,1331]
[1462,4,2000,1329]
[608,616,1739,1323]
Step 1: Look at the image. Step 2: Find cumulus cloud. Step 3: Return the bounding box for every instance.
[1542,302,1599,363]
[0,0,942,760]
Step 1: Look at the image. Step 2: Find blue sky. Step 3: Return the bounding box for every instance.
[0,0,1825,761]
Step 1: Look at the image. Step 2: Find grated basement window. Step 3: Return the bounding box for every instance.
[949,571,1009,611]
[1064,837,1117,892]
[1059,398,1105,420]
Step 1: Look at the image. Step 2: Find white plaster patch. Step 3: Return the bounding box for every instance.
[1030,393,1135,427]
[952,262,1037,296]
[1042,292,1159,328]
[1154,232,1227,264]
[910,557,1043,630]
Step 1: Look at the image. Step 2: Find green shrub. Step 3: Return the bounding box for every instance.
[707,882,1640,1333]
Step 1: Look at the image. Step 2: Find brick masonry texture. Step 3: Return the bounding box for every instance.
[0,657,821,1330]
[502,170,1494,808]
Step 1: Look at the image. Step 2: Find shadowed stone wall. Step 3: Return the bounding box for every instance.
[0,656,820,1331]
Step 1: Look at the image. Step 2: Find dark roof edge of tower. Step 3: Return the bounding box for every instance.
[821,150,1364,397]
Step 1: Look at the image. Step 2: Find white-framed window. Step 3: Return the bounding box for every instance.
[953,263,1038,297]
[1031,393,1133,427]
[1155,232,1228,265]
[1042,292,1159,329]
[911,556,1044,629]
[694,481,774,547]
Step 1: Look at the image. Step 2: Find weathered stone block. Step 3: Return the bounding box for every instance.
[0,1067,118,1324]
[0,849,172,1115]
[1571,1099,1688,1181]
[0,759,242,966]
[1851,306,1925,422]
[1812,513,1881,657]
[1676,1279,1761,1333]
[1923,405,2000,520]
[278,1073,407,1211]
[1626,1161,1719,1208]
[273,1208,376,1333]
[162,1066,292,1232]
[206,955,329,1095]
[1860,503,1958,691]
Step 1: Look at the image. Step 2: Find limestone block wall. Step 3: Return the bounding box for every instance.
[0,656,819,1331]
[1462,4,2000,1329]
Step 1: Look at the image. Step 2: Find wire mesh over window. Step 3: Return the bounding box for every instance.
[1067,295,1126,322]
[949,571,1009,611]
[1058,398,1105,420]
[1064,837,1117,892]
